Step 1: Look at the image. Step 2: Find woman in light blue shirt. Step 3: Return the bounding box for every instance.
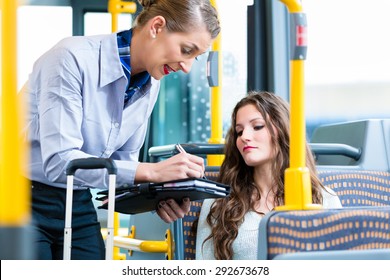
[20,0,220,259]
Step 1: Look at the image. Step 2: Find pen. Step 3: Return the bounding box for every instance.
[176,143,207,180]
[175,143,186,154]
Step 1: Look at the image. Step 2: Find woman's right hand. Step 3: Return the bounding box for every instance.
[135,152,204,224]
[136,152,205,183]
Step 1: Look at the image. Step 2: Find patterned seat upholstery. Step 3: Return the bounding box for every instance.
[181,200,202,260]
[318,169,390,206]
[258,207,390,259]
[179,170,220,260]
[258,169,390,259]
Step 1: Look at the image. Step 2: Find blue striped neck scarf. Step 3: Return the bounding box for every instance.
[117,29,150,105]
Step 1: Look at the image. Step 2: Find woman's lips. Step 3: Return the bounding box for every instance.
[164,64,176,75]
[243,146,257,152]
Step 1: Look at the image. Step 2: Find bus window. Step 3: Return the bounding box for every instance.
[17,6,72,91]
[84,12,133,35]
[150,1,250,147]
[304,0,390,138]
[219,2,249,134]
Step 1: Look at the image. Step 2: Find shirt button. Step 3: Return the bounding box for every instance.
[114,122,120,128]
[105,150,111,155]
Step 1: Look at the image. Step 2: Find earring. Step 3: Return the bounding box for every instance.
[152,34,156,39]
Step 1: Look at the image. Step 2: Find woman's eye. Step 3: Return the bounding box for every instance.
[254,125,264,131]
[182,47,192,55]
[236,131,243,136]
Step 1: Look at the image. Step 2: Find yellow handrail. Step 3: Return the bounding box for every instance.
[113,229,173,260]
[108,0,137,32]
[207,0,224,166]
[0,0,31,260]
[108,0,167,260]
[101,226,174,260]
[107,0,138,260]
[279,0,302,12]
[115,237,168,252]
[0,0,30,226]
[276,0,321,210]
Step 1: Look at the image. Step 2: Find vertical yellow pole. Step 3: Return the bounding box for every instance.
[108,0,136,260]
[0,0,31,259]
[0,0,29,227]
[276,0,321,210]
[207,0,224,166]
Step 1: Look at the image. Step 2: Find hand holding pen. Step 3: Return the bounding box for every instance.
[136,143,205,223]
[176,143,207,179]
[155,143,205,223]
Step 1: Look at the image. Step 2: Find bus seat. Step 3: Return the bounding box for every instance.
[271,248,390,260]
[179,169,220,260]
[318,169,390,207]
[257,207,390,260]
[180,201,202,260]
[311,119,390,171]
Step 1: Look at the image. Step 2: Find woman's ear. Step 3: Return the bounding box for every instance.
[150,15,166,38]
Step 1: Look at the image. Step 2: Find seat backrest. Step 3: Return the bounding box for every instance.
[318,169,390,207]
[179,169,220,260]
[258,207,390,259]
[311,119,390,171]
[260,169,390,259]
[181,201,202,260]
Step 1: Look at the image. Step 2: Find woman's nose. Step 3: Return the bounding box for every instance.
[179,59,195,74]
[240,129,251,142]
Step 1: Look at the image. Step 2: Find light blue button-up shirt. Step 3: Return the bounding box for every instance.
[20,32,160,189]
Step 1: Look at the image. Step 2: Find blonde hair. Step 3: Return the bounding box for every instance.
[136,0,220,39]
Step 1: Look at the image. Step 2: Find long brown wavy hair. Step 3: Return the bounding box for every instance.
[204,91,324,259]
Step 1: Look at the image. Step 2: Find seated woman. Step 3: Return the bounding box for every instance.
[196,91,342,260]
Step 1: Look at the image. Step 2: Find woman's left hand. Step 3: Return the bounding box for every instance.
[156,197,191,223]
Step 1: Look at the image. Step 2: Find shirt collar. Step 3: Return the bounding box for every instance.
[99,32,124,88]
[117,29,151,90]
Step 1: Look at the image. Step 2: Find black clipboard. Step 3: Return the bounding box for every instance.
[96,178,230,214]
